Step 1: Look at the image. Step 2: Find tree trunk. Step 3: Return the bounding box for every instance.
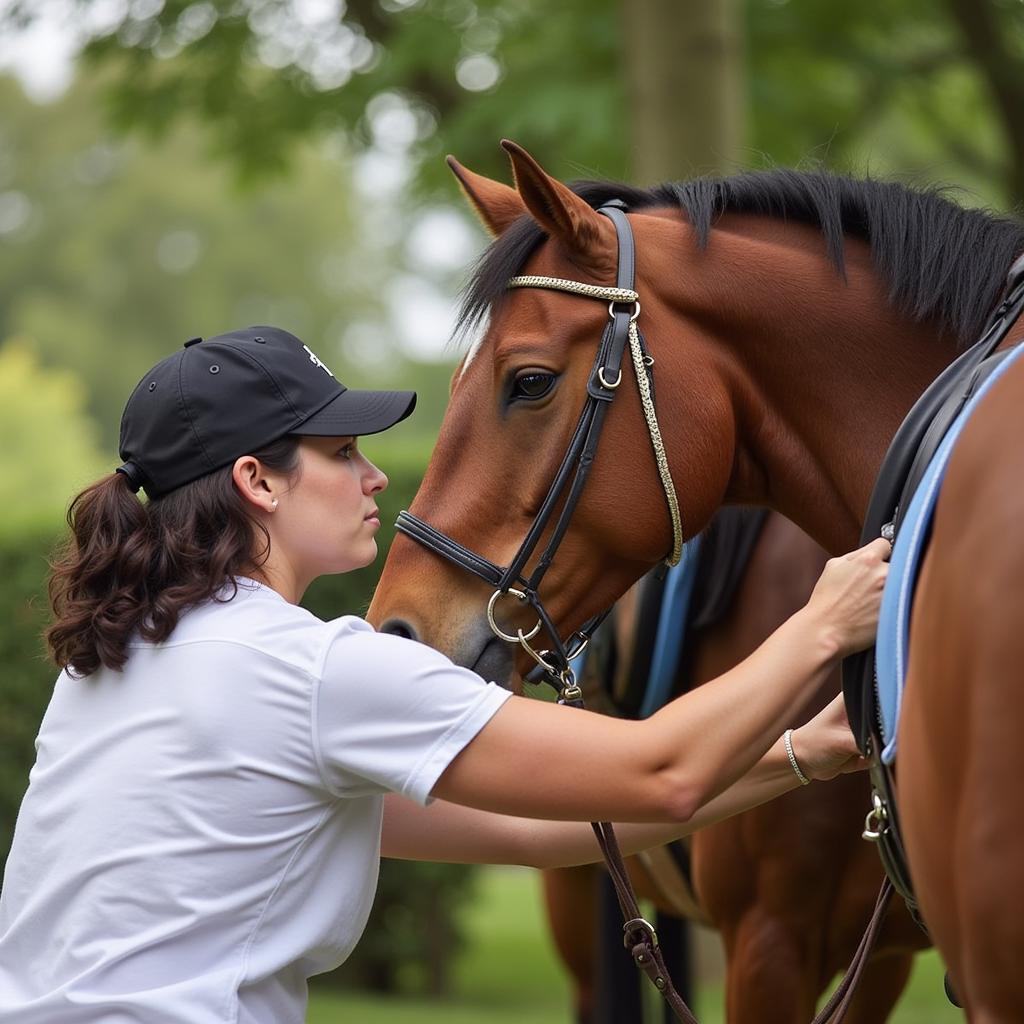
[622,0,746,183]
[946,0,1024,206]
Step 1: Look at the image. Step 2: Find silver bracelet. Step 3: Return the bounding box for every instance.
[784,729,811,786]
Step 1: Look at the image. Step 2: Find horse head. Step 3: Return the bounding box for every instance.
[369,142,736,686]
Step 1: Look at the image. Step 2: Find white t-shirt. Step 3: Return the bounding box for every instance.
[0,579,511,1023]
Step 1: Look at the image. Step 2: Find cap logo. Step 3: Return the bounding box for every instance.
[303,343,335,378]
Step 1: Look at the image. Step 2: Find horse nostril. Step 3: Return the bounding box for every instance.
[378,618,419,642]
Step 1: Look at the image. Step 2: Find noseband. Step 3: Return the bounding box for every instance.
[395,202,683,697]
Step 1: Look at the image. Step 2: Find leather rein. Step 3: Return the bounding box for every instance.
[393,202,890,1024]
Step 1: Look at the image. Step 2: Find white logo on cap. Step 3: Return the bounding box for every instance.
[303,344,335,378]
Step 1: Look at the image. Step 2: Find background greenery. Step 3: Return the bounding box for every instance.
[2,0,1021,1018]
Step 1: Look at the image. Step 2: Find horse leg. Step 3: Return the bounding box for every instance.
[839,951,914,1024]
[720,912,817,1023]
[899,372,1024,1023]
[540,865,598,1024]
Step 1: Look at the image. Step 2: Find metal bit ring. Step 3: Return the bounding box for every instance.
[486,588,541,644]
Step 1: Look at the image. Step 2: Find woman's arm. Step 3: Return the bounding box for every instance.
[385,694,868,868]
[431,537,886,824]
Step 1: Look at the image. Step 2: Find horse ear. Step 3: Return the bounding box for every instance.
[447,155,526,237]
[501,139,608,255]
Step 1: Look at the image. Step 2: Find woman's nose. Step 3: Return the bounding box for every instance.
[365,460,388,494]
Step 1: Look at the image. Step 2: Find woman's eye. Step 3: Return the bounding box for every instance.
[511,372,556,401]
[337,444,355,459]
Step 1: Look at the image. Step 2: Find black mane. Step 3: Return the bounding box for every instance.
[458,170,1024,349]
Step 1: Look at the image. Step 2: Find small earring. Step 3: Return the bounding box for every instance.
[270,499,279,511]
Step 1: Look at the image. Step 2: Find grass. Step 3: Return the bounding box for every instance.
[308,867,965,1023]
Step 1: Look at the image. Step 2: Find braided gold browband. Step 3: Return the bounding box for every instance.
[508,275,683,566]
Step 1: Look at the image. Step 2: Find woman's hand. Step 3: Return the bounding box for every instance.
[790,692,871,782]
[805,536,891,657]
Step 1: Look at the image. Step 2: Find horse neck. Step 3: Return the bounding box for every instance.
[651,215,961,554]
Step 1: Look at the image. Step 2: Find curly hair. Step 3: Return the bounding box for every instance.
[46,437,301,677]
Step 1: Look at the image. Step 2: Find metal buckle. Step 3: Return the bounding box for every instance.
[517,632,559,675]
[486,589,541,644]
[623,916,659,948]
[862,790,890,841]
[597,367,622,389]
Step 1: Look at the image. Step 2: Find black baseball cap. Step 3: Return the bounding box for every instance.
[117,326,416,498]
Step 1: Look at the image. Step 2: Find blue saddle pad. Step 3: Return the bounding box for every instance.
[569,537,703,716]
[876,342,1024,764]
[638,537,703,718]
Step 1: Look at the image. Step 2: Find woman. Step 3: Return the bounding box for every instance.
[0,326,889,1023]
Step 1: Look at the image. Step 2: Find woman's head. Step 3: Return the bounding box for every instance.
[117,325,413,498]
[231,434,389,599]
[47,325,415,676]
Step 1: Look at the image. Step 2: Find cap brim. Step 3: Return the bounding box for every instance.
[291,388,417,437]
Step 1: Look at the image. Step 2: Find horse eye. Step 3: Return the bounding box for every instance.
[511,372,556,401]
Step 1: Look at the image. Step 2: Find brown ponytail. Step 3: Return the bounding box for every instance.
[46,437,301,677]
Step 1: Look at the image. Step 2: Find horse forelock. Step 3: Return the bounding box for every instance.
[455,170,1024,353]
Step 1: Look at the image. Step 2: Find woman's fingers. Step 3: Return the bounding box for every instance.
[792,693,876,781]
[807,535,892,655]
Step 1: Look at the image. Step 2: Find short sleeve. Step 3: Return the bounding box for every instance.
[313,620,513,805]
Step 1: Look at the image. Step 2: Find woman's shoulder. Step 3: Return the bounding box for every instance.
[144,579,366,673]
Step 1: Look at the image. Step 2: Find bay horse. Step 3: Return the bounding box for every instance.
[367,141,1024,1022]
[541,510,927,1024]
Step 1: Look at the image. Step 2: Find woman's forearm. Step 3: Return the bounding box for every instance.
[514,734,803,868]
[433,605,838,823]
[384,737,802,868]
[639,605,838,813]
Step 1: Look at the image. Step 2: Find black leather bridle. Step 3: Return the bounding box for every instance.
[395,201,682,698]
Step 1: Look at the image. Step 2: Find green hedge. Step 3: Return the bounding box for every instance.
[0,457,477,996]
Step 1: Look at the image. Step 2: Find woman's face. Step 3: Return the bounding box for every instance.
[269,435,387,593]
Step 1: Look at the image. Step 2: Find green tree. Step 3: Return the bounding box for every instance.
[0,70,462,444]
[0,339,106,528]
[746,0,1023,205]
[4,1,1022,201]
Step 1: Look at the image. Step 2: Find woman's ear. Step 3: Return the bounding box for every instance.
[232,456,276,514]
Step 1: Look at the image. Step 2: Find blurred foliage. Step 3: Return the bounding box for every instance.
[4,0,1022,202]
[0,523,58,858]
[0,70,464,446]
[0,340,107,527]
[748,0,1024,204]
[0,457,478,997]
